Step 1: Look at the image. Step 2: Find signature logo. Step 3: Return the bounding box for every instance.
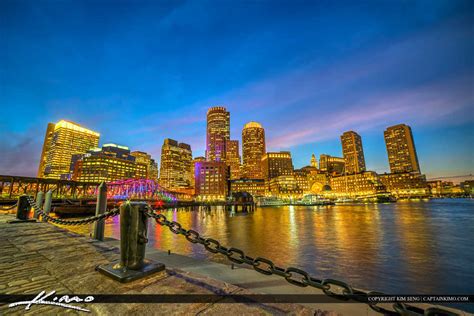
[9,290,94,312]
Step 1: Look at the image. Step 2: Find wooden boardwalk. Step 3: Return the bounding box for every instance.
[0,214,320,316]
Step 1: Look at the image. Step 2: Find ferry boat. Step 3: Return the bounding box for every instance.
[335,197,359,204]
[295,194,334,206]
[256,197,288,207]
[357,193,397,203]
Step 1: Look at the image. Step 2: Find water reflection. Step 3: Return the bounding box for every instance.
[62,199,474,297]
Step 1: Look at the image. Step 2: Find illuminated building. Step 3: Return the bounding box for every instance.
[268,175,301,199]
[427,180,464,197]
[206,106,230,162]
[159,139,193,190]
[225,139,241,179]
[294,168,310,193]
[310,154,318,168]
[242,122,266,179]
[294,166,329,194]
[329,171,386,197]
[319,154,345,175]
[229,179,265,197]
[341,131,366,174]
[192,156,206,189]
[37,123,55,178]
[130,151,159,180]
[460,180,474,195]
[380,173,429,198]
[39,120,100,179]
[194,161,229,201]
[262,151,294,180]
[72,144,146,182]
[384,124,420,174]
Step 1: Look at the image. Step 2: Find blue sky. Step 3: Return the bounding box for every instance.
[0,0,473,179]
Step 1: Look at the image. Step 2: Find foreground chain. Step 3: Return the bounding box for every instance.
[145,207,458,316]
[26,196,119,225]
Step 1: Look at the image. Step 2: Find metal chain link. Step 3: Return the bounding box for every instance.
[26,196,119,225]
[144,206,459,316]
[0,203,18,210]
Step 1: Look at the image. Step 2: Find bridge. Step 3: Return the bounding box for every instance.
[0,175,192,202]
[0,175,254,213]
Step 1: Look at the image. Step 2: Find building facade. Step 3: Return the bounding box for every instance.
[294,168,310,193]
[319,154,345,176]
[159,139,193,190]
[262,151,294,180]
[194,161,229,201]
[329,171,385,197]
[72,144,146,182]
[380,172,429,198]
[427,180,464,197]
[131,151,159,180]
[242,122,266,179]
[39,120,100,179]
[268,175,301,199]
[225,139,241,180]
[229,179,266,197]
[206,106,230,162]
[384,124,420,174]
[341,131,366,174]
[37,123,55,178]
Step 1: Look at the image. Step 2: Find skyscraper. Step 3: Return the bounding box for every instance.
[206,106,230,162]
[38,120,100,179]
[37,123,55,178]
[225,139,241,179]
[341,131,366,174]
[242,122,266,179]
[159,139,193,190]
[384,124,421,173]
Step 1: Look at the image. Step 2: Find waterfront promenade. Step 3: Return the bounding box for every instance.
[0,212,470,316]
[0,213,328,315]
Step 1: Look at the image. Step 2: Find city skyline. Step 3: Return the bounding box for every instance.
[1,0,473,180]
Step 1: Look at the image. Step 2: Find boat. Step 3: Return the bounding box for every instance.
[256,197,288,207]
[357,193,397,203]
[335,197,359,204]
[295,194,334,206]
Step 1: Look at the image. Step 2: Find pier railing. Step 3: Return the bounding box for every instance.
[5,190,460,316]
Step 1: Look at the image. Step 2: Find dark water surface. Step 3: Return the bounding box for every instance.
[64,199,474,309]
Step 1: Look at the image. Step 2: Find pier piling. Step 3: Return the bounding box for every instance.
[7,195,36,224]
[96,201,165,282]
[34,191,44,219]
[92,182,107,241]
[43,190,52,222]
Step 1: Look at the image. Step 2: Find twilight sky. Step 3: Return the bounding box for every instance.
[0,0,473,180]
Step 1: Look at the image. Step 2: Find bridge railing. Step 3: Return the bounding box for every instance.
[0,175,99,200]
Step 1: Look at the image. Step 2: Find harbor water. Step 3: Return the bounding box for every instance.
[63,199,474,311]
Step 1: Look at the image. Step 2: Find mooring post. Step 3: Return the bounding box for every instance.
[42,190,52,222]
[96,201,165,282]
[92,182,107,241]
[34,191,44,219]
[7,195,36,224]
